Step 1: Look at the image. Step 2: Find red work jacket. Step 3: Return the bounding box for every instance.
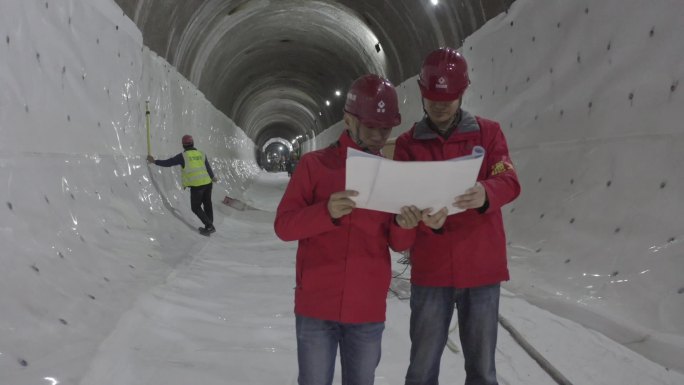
[275,131,414,323]
[394,110,521,288]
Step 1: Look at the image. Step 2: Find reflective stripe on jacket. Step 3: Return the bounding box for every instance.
[274,131,415,323]
[393,110,521,288]
[182,150,211,187]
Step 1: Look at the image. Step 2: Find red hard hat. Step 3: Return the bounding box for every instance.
[418,47,469,101]
[344,74,401,128]
[181,135,194,146]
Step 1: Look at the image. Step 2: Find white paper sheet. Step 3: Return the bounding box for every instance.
[345,146,485,215]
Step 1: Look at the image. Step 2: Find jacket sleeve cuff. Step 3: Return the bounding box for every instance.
[477,199,490,214]
[389,220,416,252]
[431,226,445,234]
[416,222,444,235]
[312,201,340,231]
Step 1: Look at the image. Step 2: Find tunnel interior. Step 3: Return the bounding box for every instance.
[3,0,684,382]
[113,0,514,167]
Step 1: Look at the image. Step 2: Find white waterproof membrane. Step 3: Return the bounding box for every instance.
[0,0,683,384]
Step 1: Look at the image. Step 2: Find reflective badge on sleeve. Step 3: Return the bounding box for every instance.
[491,161,514,176]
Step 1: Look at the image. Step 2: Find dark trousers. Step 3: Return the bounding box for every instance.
[190,183,213,227]
[296,315,385,385]
[405,284,500,385]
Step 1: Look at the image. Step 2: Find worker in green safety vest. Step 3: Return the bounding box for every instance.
[147,134,218,236]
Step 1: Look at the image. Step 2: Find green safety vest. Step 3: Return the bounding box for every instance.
[182,150,211,187]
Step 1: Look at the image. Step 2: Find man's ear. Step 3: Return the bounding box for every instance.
[343,113,357,129]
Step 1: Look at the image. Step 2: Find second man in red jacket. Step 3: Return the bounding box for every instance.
[396,48,521,385]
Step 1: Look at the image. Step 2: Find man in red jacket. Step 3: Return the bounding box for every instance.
[395,48,521,385]
[274,74,422,385]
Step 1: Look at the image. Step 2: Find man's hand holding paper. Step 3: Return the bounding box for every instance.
[421,207,448,229]
[327,190,358,219]
[453,182,487,210]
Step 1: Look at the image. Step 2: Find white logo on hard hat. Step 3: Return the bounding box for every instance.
[347,93,357,101]
[377,100,386,113]
[436,77,448,89]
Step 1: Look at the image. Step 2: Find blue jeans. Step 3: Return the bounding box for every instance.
[405,284,500,385]
[296,315,385,385]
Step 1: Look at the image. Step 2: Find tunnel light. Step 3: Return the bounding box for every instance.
[335,90,342,96]
[431,0,439,5]
[325,100,331,106]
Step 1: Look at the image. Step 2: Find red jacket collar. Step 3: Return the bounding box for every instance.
[413,109,480,141]
[336,130,383,156]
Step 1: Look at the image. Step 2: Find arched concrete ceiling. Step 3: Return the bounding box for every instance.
[115,0,514,150]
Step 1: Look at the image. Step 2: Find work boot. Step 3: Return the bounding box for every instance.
[206,225,216,234]
[199,226,211,236]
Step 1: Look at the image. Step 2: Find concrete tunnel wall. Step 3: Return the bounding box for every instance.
[0,0,260,381]
[464,0,684,372]
[0,0,682,382]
